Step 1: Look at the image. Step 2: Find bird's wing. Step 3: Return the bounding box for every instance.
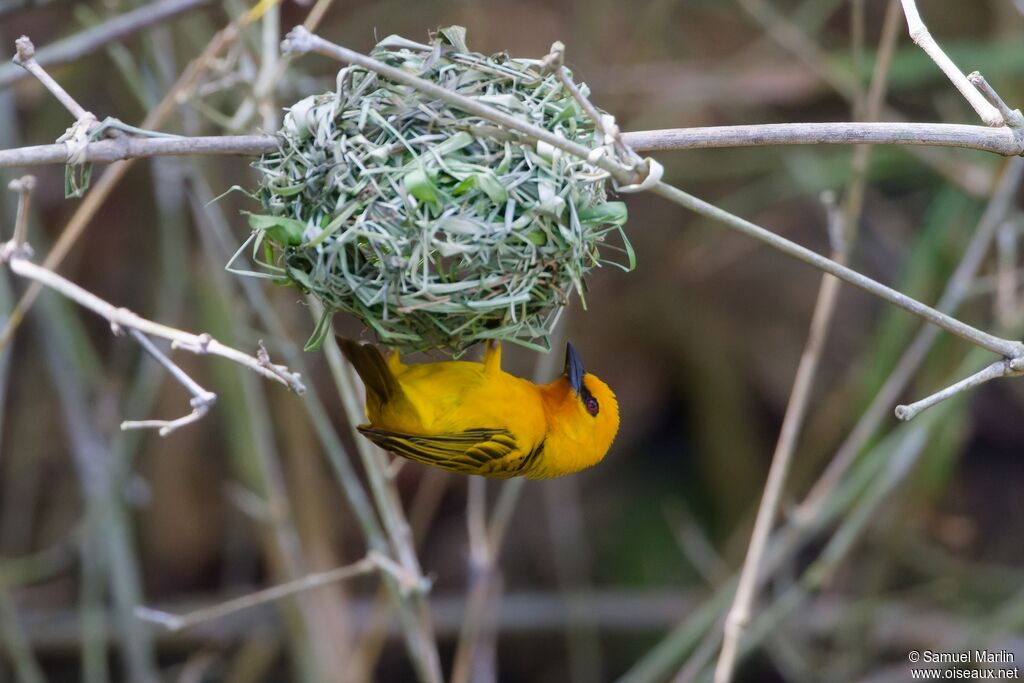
[357,426,545,478]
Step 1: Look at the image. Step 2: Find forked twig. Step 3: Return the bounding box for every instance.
[889,66,1024,421]
[119,330,218,436]
[2,180,304,434]
[1,248,304,392]
[899,0,1002,126]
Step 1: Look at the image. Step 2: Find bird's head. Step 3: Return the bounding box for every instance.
[538,342,619,476]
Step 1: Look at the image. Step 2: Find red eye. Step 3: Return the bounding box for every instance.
[584,395,599,416]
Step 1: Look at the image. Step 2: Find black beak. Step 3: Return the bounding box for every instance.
[564,342,585,395]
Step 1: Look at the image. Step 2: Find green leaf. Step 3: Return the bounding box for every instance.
[246,212,306,246]
[434,131,474,157]
[64,162,93,198]
[404,166,442,207]
[304,308,335,351]
[438,26,468,52]
[476,170,508,203]
[270,183,306,197]
[551,100,582,124]
[452,175,477,196]
[303,202,360,248]
[579,201,628,226]
[607,225,637,272]
[526,229,547,246]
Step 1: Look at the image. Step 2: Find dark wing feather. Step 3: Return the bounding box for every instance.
[357,426,540,478]
[337,337,400,404]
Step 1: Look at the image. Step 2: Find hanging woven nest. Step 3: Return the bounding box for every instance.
[245,26,633,355]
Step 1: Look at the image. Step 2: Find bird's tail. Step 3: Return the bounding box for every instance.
[337,337,401,404]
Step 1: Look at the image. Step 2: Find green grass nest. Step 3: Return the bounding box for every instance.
[247,26,633,355]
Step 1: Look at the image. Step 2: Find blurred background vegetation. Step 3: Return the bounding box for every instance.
[2,1,1024,682]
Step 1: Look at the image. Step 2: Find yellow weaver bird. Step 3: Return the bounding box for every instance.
[338,338,619,478]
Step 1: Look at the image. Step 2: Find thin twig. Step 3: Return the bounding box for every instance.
[12,36,91,120]
[544,41,645,169]
[627,122,1023,155]
[968,72,1024,130]
[650,181,1024,358]
[0,243,305,395]
[7,175,34,248]
[713,237,848,683]
[895,359,1024,421]
[794,156,1024,527]
[4,121,1024,169]
[119,329,218,436]
[0,135,279,167]
[135,554,387,632]
[899,0,1003,126]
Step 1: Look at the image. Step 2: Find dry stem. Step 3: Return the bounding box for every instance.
[119,329,218,436]
[3,121,1024,169]
[899,0,1002,126]
[135,552,403,632]
[713,233,847,683]
[895,359,1024,421]
[714,5,900,678]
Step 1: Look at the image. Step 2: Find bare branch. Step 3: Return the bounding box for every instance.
[0,243,305,397]
[135,554,384,632]
[899,0,1003,126]
[0,135,279,167]
[6,175,34,248]
[794,156,1024,528]
[621,122,1024,156]
[967,72,1024,130]
[895,358,1024,421]
[3,121,1023,170]
[715,242,847,683]
[119,330,218,437]
[649,181,1024,360]
[13,36,91,121]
